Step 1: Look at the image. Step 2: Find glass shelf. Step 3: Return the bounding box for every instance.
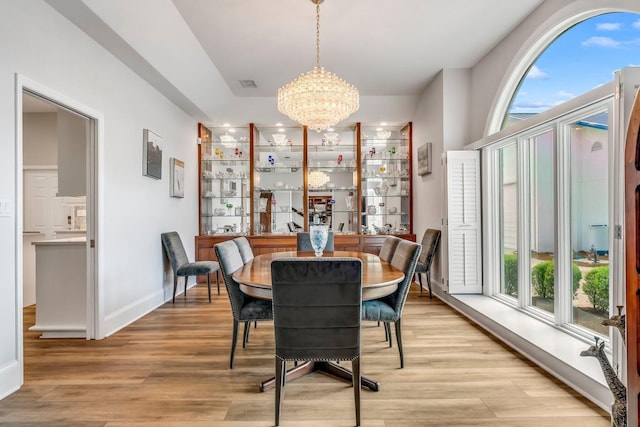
[253,125,304,234]
[307,125,358,233]
[200,125,251,235]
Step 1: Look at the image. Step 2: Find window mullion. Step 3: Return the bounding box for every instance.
[518,137,530,308]
[555,123,571,325]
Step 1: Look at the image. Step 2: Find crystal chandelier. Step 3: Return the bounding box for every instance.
[277,0,359,133]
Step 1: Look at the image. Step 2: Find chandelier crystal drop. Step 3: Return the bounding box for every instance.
[277,0,359,133]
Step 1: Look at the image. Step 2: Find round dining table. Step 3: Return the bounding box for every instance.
[233,250,404,301]
[232,250,405,392]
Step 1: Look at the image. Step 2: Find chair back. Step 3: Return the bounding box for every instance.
[418,229,441,268]
[233,236,254,264]
[387,240,422,317]
[214,240,247,319]
[161,232,189,272]
[296,232,335,251]
[379,236,401,262]
[271,258,362,361]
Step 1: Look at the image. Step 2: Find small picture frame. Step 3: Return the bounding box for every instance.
[417,142,432,176]
[143,129,162,179]
[170,158,185,198]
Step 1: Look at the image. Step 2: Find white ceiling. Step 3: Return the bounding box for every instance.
[46,0,544,124]
[173,0,543,97]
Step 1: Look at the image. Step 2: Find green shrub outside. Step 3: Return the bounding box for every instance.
[582,266,609,312]
[531,260,582,299]
[503,254,518,297]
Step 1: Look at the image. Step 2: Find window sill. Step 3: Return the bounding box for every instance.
[435,290,613,411]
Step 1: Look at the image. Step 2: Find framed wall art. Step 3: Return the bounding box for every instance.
[170,158,185,198]
[417,142,432,176]
[143,129,162,179]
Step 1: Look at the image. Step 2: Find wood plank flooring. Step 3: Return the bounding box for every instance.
[0,283,610,426]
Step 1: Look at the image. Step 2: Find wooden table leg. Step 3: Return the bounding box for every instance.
[259,361,380,392]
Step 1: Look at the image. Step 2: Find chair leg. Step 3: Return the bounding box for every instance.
[352,356,361,427]
[230,319,239,369]
[395,319,404,368]
[383,322,390,342]
[206,273,212,303]
[384,322,392,348]
[426,271,433,299]
[243,321,250,348]
[172,275,178,303]
[216,270,220,295]
[275,356,285,427]
[418,272,423,293]
[184,276,189,300]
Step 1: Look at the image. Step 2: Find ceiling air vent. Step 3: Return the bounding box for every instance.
[239,80,257,88]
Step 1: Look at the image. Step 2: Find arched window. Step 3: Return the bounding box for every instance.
[503,12,640,130]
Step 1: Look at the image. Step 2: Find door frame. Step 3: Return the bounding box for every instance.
[15,74,104,347]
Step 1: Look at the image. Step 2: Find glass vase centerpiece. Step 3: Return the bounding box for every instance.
[309,224,329,257]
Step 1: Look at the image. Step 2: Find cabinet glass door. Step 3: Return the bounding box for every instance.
[253,125,304,234]
[360,124,411,234]
[307,126,358,233]
[200,126,250,235]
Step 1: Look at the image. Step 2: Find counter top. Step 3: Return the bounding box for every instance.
[32,236,86,246]
[56,229,87,234]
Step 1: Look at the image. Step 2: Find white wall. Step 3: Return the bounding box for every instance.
[0,0,199,399]
[412,69,471,282]
[56,109,86,197]
[23,113,57,165]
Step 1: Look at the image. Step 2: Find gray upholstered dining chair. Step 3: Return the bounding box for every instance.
[214,239,273,369]
[361,239,421,368]
[379,235,401,262]
[296,231,335,251]
[271,258,363,427]
[414,229,441,298]
[233,236,254,264]
[161,231,220,303]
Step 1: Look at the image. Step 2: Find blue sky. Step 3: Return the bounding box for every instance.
[509,12,640,114]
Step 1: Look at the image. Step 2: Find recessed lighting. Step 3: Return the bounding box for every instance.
[376,127,383,131]
[379,122,387,126]
[275,123,283,127]
[229,129,236,133]
[278,128,285,132]
[222,123,230,127]
[327,127,334,132]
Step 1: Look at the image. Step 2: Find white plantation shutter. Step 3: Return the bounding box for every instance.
[445,151,482,294]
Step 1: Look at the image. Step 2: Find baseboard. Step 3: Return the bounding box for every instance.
[102,289,165,338]
[0,360,22,400]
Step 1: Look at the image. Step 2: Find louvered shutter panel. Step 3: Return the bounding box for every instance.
[446,151,482,294]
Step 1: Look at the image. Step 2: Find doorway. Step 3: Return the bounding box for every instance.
[16,77,101,343]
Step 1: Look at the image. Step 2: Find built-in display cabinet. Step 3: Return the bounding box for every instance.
[360,124,412,235]
[252,125,305,234]
[198,124,251,235]
[196,122,414,267]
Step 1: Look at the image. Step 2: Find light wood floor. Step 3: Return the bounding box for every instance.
[0,283,610,426]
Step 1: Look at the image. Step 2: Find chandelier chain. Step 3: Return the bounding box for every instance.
[315,0,320,68]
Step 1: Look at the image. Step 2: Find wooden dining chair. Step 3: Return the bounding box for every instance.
[161,231,220,303]
[296,231,335,251]
[214,239,272,369]
[361,239,421,368]
[271,257,363,426]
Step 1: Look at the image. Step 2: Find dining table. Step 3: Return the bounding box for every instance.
[232,250,405,392]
